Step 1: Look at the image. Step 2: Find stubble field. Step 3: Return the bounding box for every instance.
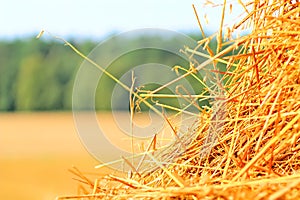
[0,112,112,200]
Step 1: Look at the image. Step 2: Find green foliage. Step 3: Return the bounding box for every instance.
[95,48,190,111]
[0,38,83,111]
[0,34,236,112]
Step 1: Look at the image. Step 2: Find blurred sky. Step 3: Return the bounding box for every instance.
[0,0,245,39]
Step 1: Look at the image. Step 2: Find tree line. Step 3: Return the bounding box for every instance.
[0,34,233,112]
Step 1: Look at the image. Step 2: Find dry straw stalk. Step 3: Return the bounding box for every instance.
[58,0,300,199]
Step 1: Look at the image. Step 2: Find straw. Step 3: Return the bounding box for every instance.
[57,0,300,199]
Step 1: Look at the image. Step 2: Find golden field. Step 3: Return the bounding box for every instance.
[0,112,113,200]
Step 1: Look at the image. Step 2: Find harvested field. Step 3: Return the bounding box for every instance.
[0,113,114,200]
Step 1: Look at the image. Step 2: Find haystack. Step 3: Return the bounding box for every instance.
[58,0,300,199]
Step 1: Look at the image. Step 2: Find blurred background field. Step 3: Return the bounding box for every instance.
[1,32,208,200]
[0,112,100,199]
[0,27,222,200]
[1,112,161,199]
